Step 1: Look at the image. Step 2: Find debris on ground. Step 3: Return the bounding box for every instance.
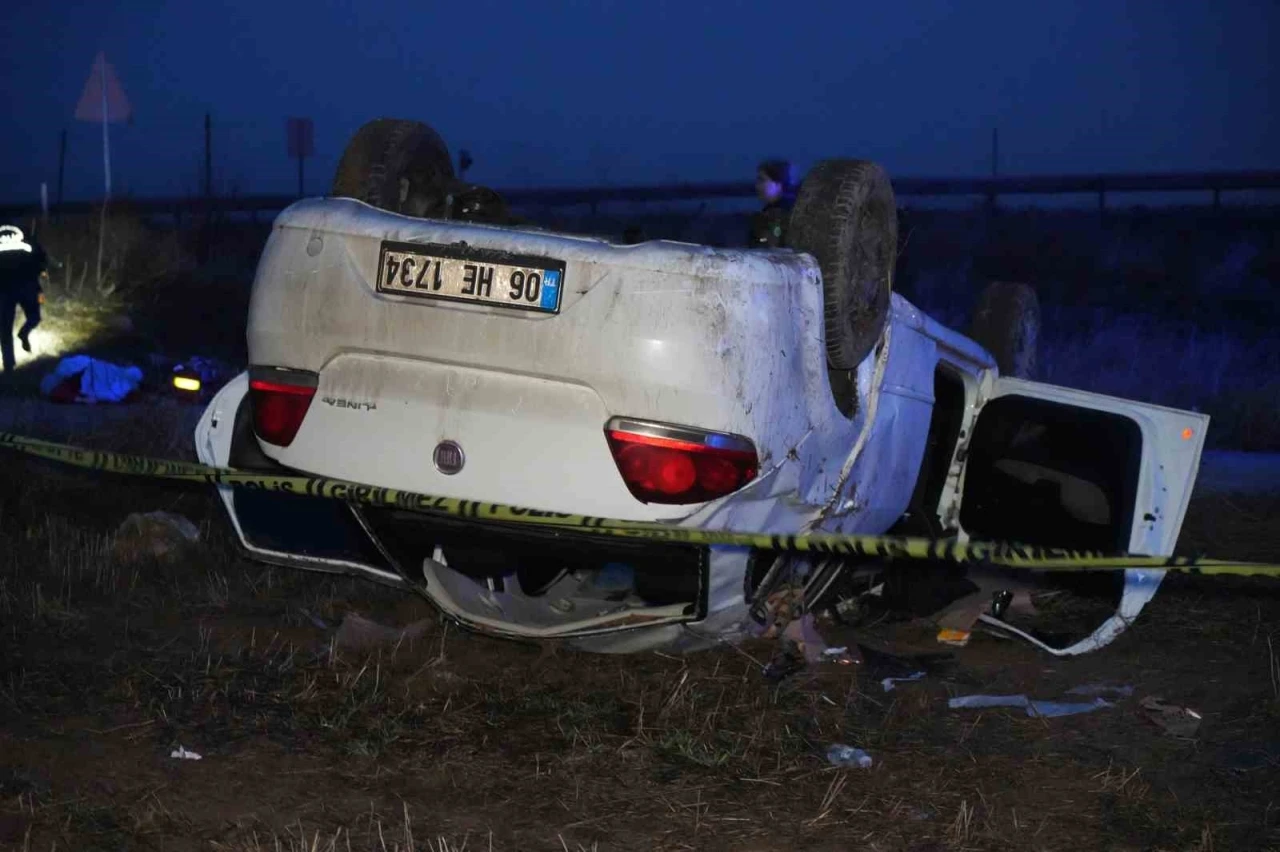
[753,580,863,677]
[857,645,956,679]
[333,612,433,650]
[782,612,833,664]
[762,645,806,682]
[749,586,804,640]
[173,355,232,384]
[826,744,873,769]
[168,354,236,399]
[882,671,926,692]
[1140,696,1203,737]
[1066,683,1134,698]
[762,611,861,679]
[948,693,1114,718]
[932,575,1040,647]
[39,355,143,404]
[821,646,859,666]
[169,746,202,761]
[113,511,201,562]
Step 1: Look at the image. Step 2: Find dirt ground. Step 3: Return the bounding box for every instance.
[0,403,1277,852]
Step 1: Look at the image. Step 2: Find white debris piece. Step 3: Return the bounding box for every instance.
[881,671,926,692]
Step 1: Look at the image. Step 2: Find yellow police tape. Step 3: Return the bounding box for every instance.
[2,430,1278,578]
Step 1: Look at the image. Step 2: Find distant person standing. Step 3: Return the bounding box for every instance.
[748,159,797,248]
[0,224,48,374]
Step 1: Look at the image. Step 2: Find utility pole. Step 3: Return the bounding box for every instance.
[286,117,314,198]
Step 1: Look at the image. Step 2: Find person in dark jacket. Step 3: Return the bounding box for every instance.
[747,159,797,248]
[0,224,48,373]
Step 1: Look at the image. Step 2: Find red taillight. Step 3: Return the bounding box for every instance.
[249,374,317,447]
[605,419,759,505]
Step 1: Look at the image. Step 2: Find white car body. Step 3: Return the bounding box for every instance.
[195,197,1209,654]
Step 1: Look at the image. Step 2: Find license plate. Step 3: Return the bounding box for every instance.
[375,240,565,314]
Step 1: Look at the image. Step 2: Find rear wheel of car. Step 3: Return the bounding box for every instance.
[331,118,455,217]
[969,281,1040,379]
[788,160,899,415]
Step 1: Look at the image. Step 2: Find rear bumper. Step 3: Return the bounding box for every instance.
[194,372,739,646]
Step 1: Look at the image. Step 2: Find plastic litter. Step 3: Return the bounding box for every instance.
[882,671,926,692]
[826,744,873,769]
[948,693,1113,718]
[1066,683,1134,698]
[170,746,202,760]
[1140,696,1202,737]
[39,355,143,404]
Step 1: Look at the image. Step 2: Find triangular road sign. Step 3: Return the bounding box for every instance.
[74,51,132,124]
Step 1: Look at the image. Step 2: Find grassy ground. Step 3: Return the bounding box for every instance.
[1,406,1279,851]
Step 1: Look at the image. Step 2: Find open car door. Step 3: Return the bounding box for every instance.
[955,376,1209,655]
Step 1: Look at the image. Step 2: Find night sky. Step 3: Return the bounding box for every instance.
[1,0,1276,204]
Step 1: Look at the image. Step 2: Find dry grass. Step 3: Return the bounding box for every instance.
[32,207,197,301]
[0,412,1279,850]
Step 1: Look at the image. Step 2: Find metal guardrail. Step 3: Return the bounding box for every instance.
[2,170,1277,221]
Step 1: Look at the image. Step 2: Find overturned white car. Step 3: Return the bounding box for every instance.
[195,119,1209,655]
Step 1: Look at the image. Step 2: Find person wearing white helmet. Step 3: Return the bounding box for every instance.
[0,224,48,373]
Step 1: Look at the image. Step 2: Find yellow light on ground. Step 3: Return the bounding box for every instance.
[173,375,202,392]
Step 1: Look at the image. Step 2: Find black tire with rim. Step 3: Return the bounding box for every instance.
[331,119,455,217]
[787,160,899,414]
[969,281,1040,379]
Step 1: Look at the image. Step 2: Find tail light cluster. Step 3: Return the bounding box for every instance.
[249,366,318,447]
[605,417,759,505]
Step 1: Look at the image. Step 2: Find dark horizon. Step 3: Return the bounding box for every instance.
[2,1,1276,206]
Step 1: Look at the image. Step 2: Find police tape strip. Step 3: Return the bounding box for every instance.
[3,430,1279,578]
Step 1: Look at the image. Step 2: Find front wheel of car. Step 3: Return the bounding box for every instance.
[331,118,456,218]
[787,159,899,416]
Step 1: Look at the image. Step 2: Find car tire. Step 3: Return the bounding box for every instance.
[969,281,1040,379]
[788,160,899,383]
[331,118,456,217]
